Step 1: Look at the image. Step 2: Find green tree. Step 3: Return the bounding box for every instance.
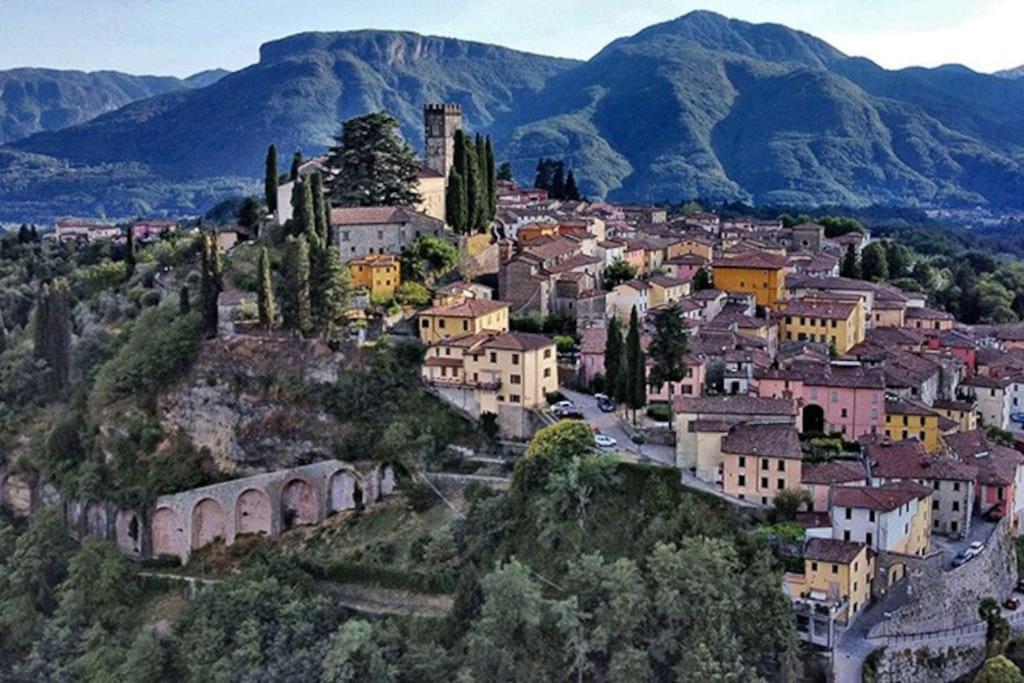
[237,196,261,230]
[692,266,712,291]
[623,306,646,422]
[841,245,860,279]
[257,246,275,329]
[322,620,396,683]
[885,240,911,278]
[118,628,171,683]
[200,233,221,337]
[179,285,191,316]
[325,111,422,207]
[125,226,136,278]
[400,236,460,284]
[485,136,498,220]
[311,172,330,244]
[647,303,689,393]
[550,161,566,199]
[281,235,313,334]
[33,279,71,390]
[0,307,7,355]
[445,168,468,233]
[771,488,813,521]
[264,144,279,214]
[975,276,1017,324]
[290,150,303,181]
[311,246,351,337]
[604,259,637,288]
[975,655,1024,683]
[295,177,315,238]
[394,282,431,307]
[497,161,513,181]
[860,242,889,281]
[603,316,623,400]
[565,170,581,201]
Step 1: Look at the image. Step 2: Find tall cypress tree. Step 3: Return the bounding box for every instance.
[257,246,275,330]
[125,226,136,278]
[603,316,622,400]
[624,305,646,423]
[485,136,497,220]
[565,170,581,201]
[281,235,312,335]
[179,286,191,316]
[311,172,330,245]
[34,280,70,390]
[647,304,689,392]
[298,179,315,238]
[465,142,482,232]
[200,233,221,337]
[551,161,566,200]
[290,150,303,181]
[265,144,279,213]
[446,169,468,234]
[841,245,860,279]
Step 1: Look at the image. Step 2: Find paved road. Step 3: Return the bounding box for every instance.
[559,388,675,467]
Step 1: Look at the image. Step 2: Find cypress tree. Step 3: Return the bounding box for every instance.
[623,305,646,423]
[314,253,351,337]
[475,133,488,229]
[454,130,470,178]
[34,280,70,390]
[551,161,566,200]
[0,307,7,355]
[647,303,689,392]
[565,170,581,201]
[282,235,313,335]
[841,245,861,279]
[257,246,275,329]
[297,179,315,238]
[200,233,221,337]
[446,169,468,234]
[603,316,622,400]
[485,136,497,220]
[311,172,330,245]
[465,142,482,232]
[125,226,136,278]
[265,144,279,214]
[179,286,191,316]
[33,283,48,360]
[290,150,303,181]
[534,158,548,191]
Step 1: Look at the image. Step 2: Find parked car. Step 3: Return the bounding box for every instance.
[594,393,610,402]
[557,408,584,420]
[597,397,616,413]
[594,434,618,449]
[953,552,969,567]
[1011,412,1024,424]
[1005,597,1020,611]
[968,541,985,557]
[552,400,575,412]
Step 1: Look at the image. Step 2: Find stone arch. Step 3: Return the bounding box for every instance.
[281,478,318,528]
[85,501,108,540]
[115,509,142,554]
[802,404,825,434]
[235,488,272,537]
[191,498,226,549]
[329,469,360,512]
[152,506,186,559]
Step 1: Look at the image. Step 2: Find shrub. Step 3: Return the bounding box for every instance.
[646,403,671,422]
[394,282,432,307]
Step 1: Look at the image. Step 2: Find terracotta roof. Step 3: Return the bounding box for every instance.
[933,399,974,413]
[721,423,801,459]
[673,395,796,416]
[866,440,976,481]
[579,327,606,355]
[423,357,463,368]
[964,375,1011,389]
[649,275,691,289]
[784,299,857,320]
[804,538,866,565]
[715,252,789,270]
[419,299,509,318]
[330,206,431,225]
[691,419,734,432]
[832,484,929,512]
[755,362,885,389]
[439,330,555,353]
[801,460,866,485]
[885,396,937,417]
[617,279,649,292]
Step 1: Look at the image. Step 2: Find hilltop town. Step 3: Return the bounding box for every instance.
[5,100,1024,682]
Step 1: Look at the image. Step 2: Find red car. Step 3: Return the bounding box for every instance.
[1004,597,1020,611]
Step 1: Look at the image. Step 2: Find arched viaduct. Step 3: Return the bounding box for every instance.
[2,460,396,565]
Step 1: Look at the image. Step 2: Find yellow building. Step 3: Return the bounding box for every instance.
[668,236,714,261]
[349,254,401,300]
[712,252,789,310]
[884,397,944,453]
[418,299,510,344]
[933,399,979,432]
[791,538,874,624]
[648,275,692,308]
[420,331,558,410]
[414,168,446,222]
[720,423,803,506]
[780,298,866,355]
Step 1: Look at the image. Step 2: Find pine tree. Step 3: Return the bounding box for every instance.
[281,235,313,335]
[446,169,468,233]
[623,306,646,422]
[290,150,303,181]
[603,317,623,400]
[265,144,279,214]
[257,246,275,329]
[565,170,581,201]
[124,227,136,278]
[497,161,513,181]
[485,136,497,220]
[34,280,71,390]
[841,245,861,279]
[324,111,422,207]
[551,161,566,200]
[311,172,330,245]
[647,304,689,392]
[179,286,191,316]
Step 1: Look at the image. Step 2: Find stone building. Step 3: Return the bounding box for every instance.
[331,206,445,259]
[423,103,462,179]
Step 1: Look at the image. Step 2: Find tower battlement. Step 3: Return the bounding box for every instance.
[424,103,462,113]
[424,102,462,179]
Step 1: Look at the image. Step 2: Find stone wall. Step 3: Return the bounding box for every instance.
[873,643,986,683]
[871,516,1018,637]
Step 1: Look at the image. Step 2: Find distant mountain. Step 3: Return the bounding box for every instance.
[6,12,1024,219]
[994,65,1024,79]
[0,67,230,145]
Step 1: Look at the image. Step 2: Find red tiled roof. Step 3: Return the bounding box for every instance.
[784,299,857,320]
[832,484,929,512]
[673,395,796,416]
[721,423,801,459]
[801,460,866,485]
[804,538,866,564]
[420,299,509,318]
[715,251,789,270]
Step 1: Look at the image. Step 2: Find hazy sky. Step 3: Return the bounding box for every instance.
[2,0,1023,77]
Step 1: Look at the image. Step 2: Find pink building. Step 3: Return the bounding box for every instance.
[800,460,867,513]
[755,362,885,439]
[622,243,646,275]
[647,356,705,403]
[663,253,708,281]
[580,328,607,384]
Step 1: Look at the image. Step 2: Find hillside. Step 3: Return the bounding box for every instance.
[994,65,1024,79]
[0,67,229,145]
[6,11,1024,218]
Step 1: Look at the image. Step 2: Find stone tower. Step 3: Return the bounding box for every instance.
[423,103,462,180]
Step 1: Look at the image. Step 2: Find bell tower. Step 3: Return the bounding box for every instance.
[423,103,462,181]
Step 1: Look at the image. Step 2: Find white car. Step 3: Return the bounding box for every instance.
[553,400,575,411]
[965,541,985,559]
[594,434,617,449]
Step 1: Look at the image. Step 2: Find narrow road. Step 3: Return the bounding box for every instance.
[559,388,675,467]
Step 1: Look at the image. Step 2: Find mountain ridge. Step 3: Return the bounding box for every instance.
[4,11,1024,219]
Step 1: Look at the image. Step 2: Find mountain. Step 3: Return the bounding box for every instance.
[994,65,1024,79]
[0,67,232,145]
[6,12,1024,219]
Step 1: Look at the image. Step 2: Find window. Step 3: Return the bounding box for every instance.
[831,391,838,403]
[953,482,960,492]
[932,481,940,490]
[777,478,785,490]
[841,408,848,418]
[831,564,838,574]
[377,230,384,240]
[844,530,851,541]
[760,477,768,489]
[489,352,497,363]
[462,320,469,331]
[738,456,746,468]
[932,499,939,510]
[439,319,446,329]
[738,474,746,486]
[868,510,875,522]
[761,458,769,469]
[421,319,429,328]
[865,532,873,546]
[811,561,818,571]
[777,460,785,472]
[845,508,852,520]
[510,394,521,404]
[919,431,926,441]
[952,501,960,512]
[510,374,521,385]
[544,349,552,359]
[952,521,959,533]
[512,354,520,365]
[543,368,551,378]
